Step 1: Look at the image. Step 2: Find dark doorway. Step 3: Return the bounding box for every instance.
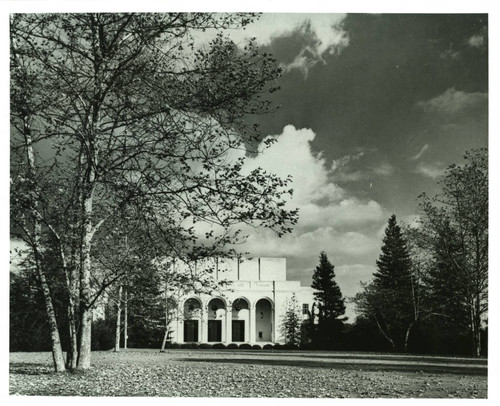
[208,320,222,342]
[232,320,245,342]
[184,320,199,342]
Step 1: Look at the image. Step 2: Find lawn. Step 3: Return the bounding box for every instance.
[9,349,487,398]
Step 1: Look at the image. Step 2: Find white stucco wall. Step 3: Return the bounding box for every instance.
[170,257,315,345]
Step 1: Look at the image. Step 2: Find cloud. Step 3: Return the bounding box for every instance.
[225,14,349,77]
[411,144,429,161]
[414,161,447,179]
[244,125,344,206]
[244,226,380,261]
[372,162,394,176]
[466,25,487,49]
[440,49,460,60]
[331,152,393,182]
[190,14,349,77]
[336,264,376,297]
[416,88,488,115]
[240,125,386,271]
[468,34,485,48]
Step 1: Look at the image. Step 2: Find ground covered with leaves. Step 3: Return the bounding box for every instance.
[10,349,487,398]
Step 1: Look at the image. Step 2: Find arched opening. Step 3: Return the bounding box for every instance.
[183,297,201,342]
[255,298,273,342]
[207,298,226,342]
[231,298,250,342]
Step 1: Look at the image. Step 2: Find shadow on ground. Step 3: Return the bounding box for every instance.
[209,351,488,366]
[178,357,487,376]
[9,362,56,376]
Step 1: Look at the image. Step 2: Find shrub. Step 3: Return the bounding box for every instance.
[263,344,274,350]
[273,343,284,350]
[198,343,213,349]
[299,342,315,350]
[212,343,227,349]
[252,344,262,350]
[239,343,252,350]
[227,343,239,349]
[169,343,181,349]
[180,343,199,349]
[283,343,299,350]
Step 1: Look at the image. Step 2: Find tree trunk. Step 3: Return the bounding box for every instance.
[67,263,80,370]
[124,285,128,350]
[36,262,67,372]
[160,329,169,353]
[474,294,482,356]
[404,322,414,353]
[66,302,79,371]
[374,316,396,352]
[114,285,123,352]
[23,114,66,372]
[77,187,95,370]
[160,279,170,352]
[55,243,78,371]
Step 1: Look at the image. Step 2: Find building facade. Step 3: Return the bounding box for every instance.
[169,257,315,345]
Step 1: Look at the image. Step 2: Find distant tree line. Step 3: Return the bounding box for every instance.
[14,149,486,356]
[352,148,487,356]
[280,148,487,356]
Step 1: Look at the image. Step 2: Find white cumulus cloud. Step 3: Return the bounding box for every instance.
[240,125,386,272]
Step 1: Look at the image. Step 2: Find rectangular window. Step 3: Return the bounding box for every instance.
[302,303,309,315]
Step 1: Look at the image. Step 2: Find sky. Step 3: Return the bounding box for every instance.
[2,8,489,322]
[220,13,489,319]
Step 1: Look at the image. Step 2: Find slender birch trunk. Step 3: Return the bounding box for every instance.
[66,261,79,370]
[473,294,481,356]
[12,15,65,372]
[404,322,414,353]
[124,285,128,350]
[114,285,122,352]
[160,282,169,352]
[77,180,95,370]
[23,116,66,372]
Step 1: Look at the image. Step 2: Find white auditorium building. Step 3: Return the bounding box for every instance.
[169,257,316,345]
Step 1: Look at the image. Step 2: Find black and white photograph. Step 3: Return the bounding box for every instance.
[5,1,493,400]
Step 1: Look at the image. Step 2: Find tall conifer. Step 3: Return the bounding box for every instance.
[311,252,346,348]
[374,215,412,291]
[354,214,416,351]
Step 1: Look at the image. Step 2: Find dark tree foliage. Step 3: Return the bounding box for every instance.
[281,293,301,348]
[374,215,412,289]
[354,215,417,352]
[341,320,393,352]
[10,244,71,352]
[311,252,346,349]
[10,269,51,352]
[418,148,488,356]
[124,264,165,348]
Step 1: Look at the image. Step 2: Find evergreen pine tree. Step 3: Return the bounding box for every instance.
[374,215,413,291]
[355,214,416,351]
[281,293,301,348]
[311,252,346,349]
